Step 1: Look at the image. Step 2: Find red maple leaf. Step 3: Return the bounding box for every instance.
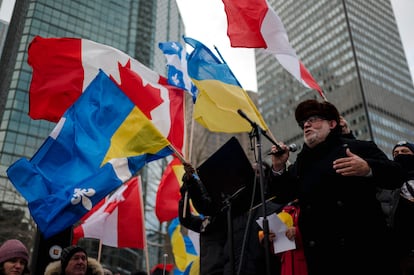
[112,60,163,119]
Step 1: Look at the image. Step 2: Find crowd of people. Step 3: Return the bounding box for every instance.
[0,241,151,275]
[1,98,413,275]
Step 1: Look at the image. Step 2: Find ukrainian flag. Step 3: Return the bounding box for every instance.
[169,218,199,274]
[184,36,268,133]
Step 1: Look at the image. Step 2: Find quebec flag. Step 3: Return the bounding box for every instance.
[159,41,198,103]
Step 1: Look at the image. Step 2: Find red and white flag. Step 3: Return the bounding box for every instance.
[155,157,185,223]
[222,0,326,99]
[27,36,185,153]
[72,177,145,249]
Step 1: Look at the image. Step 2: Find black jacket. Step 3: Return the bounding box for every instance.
[394,154,414,256]
[271,132,404,275]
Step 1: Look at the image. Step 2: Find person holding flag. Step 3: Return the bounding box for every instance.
[180,160,280,275]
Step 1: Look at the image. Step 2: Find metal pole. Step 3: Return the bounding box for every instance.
[342,0,374,140]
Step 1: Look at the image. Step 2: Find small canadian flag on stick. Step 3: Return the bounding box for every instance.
[73,176,145,249]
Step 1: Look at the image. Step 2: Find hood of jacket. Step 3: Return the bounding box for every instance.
[44,257,104,275]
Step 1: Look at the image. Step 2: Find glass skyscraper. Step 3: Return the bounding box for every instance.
[257,0,414,157]
[0,0,184,272]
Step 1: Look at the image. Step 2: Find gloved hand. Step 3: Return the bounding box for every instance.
[183,162,196,181]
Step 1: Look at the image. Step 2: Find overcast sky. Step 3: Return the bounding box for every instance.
[1,0,413,92]
[176,0,414,92]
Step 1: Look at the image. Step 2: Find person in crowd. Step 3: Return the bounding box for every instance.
[180,161,280,275]
[339,115,355,139]
[0,239,30,275]
[179,162,226,275]
[44,245,104,275]
[268,99,403,275]
[258,199,307,275]
[102,268,112,275]
[278,200,307,275]
[392,141,414,275]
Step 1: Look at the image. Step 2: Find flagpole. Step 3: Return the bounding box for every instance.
[188,117,195,163]
[138,176,151,275]
[182,101,197,218]
[214,45,242,88]
[168,144,186,163]
[97,240,103,263]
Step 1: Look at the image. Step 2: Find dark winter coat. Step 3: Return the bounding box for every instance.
[44,257,104,275]
[270,132,404,275]
[394,154,414,257]
[182,164,280,275]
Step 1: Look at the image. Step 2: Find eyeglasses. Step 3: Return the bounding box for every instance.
[298,115,326,129]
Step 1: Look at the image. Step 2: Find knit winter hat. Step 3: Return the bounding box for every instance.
[0,239,29,263]
[60,245,87,272]
[392,141,414,156]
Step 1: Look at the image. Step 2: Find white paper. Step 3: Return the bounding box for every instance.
[256,213,296,254]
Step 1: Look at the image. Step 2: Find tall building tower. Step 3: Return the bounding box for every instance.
[0,0,5,56]
[257,0,414,157]
[0,0,184,272]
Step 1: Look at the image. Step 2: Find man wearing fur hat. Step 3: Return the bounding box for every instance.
[44,245,104,275]
[0,239,30,275]
[269,99,404,275]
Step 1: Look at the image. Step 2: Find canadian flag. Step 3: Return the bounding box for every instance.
[73,177,145,249]
[27,36,185,153]
[222,0,325,99]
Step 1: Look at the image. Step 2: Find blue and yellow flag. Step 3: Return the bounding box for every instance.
[184,36,268,133]
[7,70,172,238]
[168,218,199,274]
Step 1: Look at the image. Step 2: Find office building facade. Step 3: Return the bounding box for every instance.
[257,0,414,157]
[0,0,184,272]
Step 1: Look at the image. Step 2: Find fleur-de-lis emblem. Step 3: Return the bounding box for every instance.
[171,73,181,86]
[71,188,96,210]
[171,42,180,52]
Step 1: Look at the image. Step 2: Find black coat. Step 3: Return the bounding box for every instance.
[394,154,414,257]
[181,166,281,275]
[270,132,403,275]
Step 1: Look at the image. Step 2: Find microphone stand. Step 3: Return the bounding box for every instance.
[221,186,246,275]
[237,109,273,275]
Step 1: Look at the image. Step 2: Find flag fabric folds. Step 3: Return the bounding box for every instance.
[184,36,268,133]
[158,41,198,103]
[28,36,160,122]
[27,36,185,154]
[155,157,184,223]
[168,218,199,274]
[114,62,185,154]
[72,176,145,249]
[7,71,172,238]
[222,0,325,99]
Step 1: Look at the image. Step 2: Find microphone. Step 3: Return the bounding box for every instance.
[267,144,298,155]
[237,109,257,127]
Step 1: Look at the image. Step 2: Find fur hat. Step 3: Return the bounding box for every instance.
[0,239,29,263]
[295,99,340,125]
[393,141,414,155]
[60,245,87,272]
